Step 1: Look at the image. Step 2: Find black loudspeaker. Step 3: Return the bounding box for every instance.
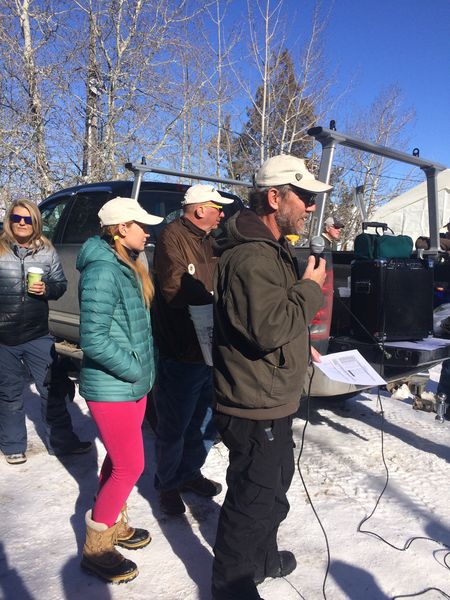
[350,259,434,342]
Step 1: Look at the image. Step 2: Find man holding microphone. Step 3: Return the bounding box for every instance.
[211,155,332,600]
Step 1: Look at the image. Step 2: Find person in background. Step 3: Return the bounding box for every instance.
[321,215,344,250]
[415,220,450,253]
[211,155,331,600]
[77,197,162,584]
[0,199,91,465]
[437,314,450,419]
[437,359,450,413]
[152,184,234,515]
[442,221,450,242]
[418,223,450,419]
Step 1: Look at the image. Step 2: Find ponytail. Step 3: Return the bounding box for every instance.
[102,225,154,308]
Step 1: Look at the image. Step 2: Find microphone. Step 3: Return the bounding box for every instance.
[310,236,325,268]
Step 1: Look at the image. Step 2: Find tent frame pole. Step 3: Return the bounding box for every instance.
[308,126,447,253]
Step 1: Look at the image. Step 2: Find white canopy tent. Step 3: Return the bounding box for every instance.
[372,169,450,242]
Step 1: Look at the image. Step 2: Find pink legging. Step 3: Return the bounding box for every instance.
[87,395,147,527]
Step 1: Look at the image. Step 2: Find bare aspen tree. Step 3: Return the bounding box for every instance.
[212,0,224,176]
[97,0,146,178]
[69,0,195,181]
[245,0,285,166]
[197,0,240,177]
[332,86,416,246]
[163,2,239,179]
[16,0,51,196]
[173,15,205,174]
[221,0,335,181]
[81,5,101,179]
[284,1,334,155]
[0,0,66,198]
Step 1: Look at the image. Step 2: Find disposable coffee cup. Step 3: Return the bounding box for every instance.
[27,267,44,291]
[188,304,214,366]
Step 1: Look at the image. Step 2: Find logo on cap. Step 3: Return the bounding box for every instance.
[295,173,303,181]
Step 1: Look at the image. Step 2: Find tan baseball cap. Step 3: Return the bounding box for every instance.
[98,197,163,226]
[254,155,333,194]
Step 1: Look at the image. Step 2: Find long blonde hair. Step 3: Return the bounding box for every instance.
[0,199,51,256]
[102,224,154,308]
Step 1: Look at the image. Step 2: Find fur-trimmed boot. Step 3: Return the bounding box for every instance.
[115,503,151,550]
[81,510,138,584]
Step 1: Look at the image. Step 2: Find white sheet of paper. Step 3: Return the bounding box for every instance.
[314,349,386,386]
[384,337,450,351]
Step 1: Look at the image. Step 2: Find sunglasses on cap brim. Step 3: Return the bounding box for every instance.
[10,214,33,225]
[202,202,223,210]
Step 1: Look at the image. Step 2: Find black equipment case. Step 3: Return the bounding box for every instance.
[350,258,434,342]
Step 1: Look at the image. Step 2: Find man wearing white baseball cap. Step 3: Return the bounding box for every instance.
[322,215,345,250]
[211,154,331,600]
[152,183,233,516]
[254,154,333,194]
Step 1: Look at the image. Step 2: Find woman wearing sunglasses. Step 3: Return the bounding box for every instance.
[0,200,91,465]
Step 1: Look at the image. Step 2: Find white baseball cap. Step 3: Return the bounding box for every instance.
[254,155,333,194]
[181,184,234,206]
[98,197,163,226]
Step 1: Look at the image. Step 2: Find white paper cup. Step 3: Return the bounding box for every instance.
[27,267,44,291]
[188,304,214,366]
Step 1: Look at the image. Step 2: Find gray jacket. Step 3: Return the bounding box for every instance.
[0,242,67,345]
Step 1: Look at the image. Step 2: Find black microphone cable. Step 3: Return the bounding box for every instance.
[357,385,450,600]
[292,327,331,600]
[335,272,450,598]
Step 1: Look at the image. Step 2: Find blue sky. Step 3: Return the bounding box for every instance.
[321,0,450,167]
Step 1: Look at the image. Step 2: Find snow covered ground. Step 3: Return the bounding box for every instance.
[1,366,450,600]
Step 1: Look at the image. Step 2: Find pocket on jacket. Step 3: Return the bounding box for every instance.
[262,346,288,398]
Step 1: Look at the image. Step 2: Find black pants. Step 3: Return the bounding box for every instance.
[212,413,295,600]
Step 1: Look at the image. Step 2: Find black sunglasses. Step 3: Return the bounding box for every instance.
[290,186,316,208]
[301,194,316,208]
[10,214,33,225]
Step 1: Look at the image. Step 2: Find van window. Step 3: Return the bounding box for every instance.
[138,189,185,239]
[40,196,71,241]
[61,193,111,243]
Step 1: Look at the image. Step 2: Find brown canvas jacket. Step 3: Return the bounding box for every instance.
[213,209,324,420]
[152,216,216,363]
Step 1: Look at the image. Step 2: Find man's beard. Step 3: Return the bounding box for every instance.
[275,206,303,237]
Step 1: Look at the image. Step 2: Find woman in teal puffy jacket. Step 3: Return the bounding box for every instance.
[76,196,162,584]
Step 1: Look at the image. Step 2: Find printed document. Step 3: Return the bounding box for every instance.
[314,349,386,386]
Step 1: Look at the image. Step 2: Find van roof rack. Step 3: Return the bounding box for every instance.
[125,162,252,202]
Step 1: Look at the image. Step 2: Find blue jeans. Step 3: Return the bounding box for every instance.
[154,356,216,491]
[0,335,81,455]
